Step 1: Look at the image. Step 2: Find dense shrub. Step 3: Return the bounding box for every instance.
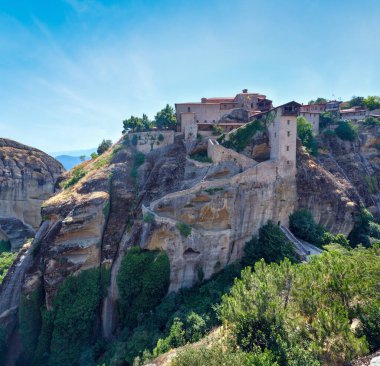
[19,286,43,364]
[189,151,212,163]
[356,299,380,352]
[221,246,380,366]
[0,326,7,366]
[222,120,264,152]
[116,247,170,327]
[289,209,326,247]
[335,120,358,141]
[364,116,380,126]
[0,251,17,284]
[97,139,112,155]
[176,222,192,237]
[0,240,10,253]
[130,152,145,179]
[319,112,338,129]
[242,221,298,266]
[348,207,374,248]
[30,267,109,366]
[297,116,318,156]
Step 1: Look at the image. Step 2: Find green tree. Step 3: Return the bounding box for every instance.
[116,247,170,327]
[97,139,112,155]
[296,116,318,156]
[335,121,358,141]
[348,96,365,108]
[123,115,144,133]
[154,104,177,130]
[79,155,86,162]
[308,97,327,104]
[242,221,297,266]
[289,209,326,247]
[319,111,338,129]
[363,96,380,111]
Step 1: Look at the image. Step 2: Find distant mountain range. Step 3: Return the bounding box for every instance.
[49,148,96,170]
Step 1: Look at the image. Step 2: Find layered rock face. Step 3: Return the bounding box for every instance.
[316,124,380,216]
[2,125,373,340]
[0,138,64,249]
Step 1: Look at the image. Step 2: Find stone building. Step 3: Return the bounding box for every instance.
[175,89,272,137]
[340,106,368,120]
[299,101,341,134]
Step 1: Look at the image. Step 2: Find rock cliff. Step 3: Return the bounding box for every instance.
[1,123,377,343]
[0,138,64,250]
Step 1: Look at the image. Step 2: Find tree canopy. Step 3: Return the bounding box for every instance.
[296,116,318,156]
[153,104,177,130]
[97,139,112,155]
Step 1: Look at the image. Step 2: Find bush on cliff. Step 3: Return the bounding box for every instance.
[242,221,298,266]
[0,251,17,284]
[116,247,170,328]
[296,116,318,156]
[219,246,380,366]
[335,120,358,141]
[289,209,326,247]
[29,267,109,366]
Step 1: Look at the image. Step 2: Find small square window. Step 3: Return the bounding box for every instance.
[287,131,290,137]
[287,120,290,125]
[286,146,289,151]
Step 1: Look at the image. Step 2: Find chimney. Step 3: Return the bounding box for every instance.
[242,89,248,93]
[201,97,207,103]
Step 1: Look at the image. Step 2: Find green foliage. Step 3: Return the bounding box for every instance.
[222,119,264,152]
[176,222,192,237]
[364,116,380,125]
[308,98,327,104]
[116,247,170,327]
[0,251,17,284]
[222,246,380,366]
[296,116,318,156]
[90,152,98,160]
[172,345,264,366]
[0,240,10,253]
[19,286,43,364]
[153,104,177,130]
[0,326,8,366]
[97,139,112,155]
[319,112,338,129]
[93,153,112,170]
[335,120,358,141]
[60,165,86,189]
[143,213,154,223]
[363,96,380,110]
[158,133,164,142]
[364,175,379,194]
[348,207,375,248]
[242,221,298,266]
[123,114,152,133]
[189,151,212,163]
[289,209,326,247]
[348,96,365,108]
[130,152,145,179]
[356,299,380,351]
[31,268,109,366]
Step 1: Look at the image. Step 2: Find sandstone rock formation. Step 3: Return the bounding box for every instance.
[1,123,377,345]
[0,138,64,250]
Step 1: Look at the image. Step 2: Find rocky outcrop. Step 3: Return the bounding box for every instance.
[316,124,380,216]
[296,142,357,235]
[1,125,372,343]
[0,138,64,249]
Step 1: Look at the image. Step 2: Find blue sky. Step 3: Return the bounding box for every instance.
[1,0,379,152]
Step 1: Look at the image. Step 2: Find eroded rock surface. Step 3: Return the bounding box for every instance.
[0,138,64,249]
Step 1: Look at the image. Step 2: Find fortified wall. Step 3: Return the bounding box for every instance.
[127,130,174,153]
